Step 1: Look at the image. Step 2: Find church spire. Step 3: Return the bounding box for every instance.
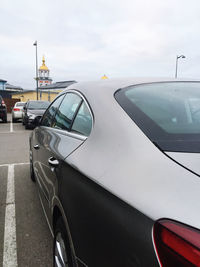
[39,55,49,71]
[38,56,52,87]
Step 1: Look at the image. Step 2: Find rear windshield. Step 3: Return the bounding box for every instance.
[115,82,200,152]
[28,101,50,110]
[16,102,25,107]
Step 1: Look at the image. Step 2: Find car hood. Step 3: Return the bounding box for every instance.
[27,109,46,116]
[166,152,200,176]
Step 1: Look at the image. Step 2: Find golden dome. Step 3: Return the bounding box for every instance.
[101,74,108,80]
[39,56,49,71]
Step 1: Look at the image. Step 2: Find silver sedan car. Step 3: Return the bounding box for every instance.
[12,101,25,122]
[30,78,200,267]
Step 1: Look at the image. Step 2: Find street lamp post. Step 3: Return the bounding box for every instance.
[175,55,186,78]
[33,41,39,100]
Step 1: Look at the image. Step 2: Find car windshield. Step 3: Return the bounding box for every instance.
[115,82,200,152]
[28,101,50,110]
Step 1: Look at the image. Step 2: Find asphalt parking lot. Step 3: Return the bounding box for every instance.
[0,114,52,267]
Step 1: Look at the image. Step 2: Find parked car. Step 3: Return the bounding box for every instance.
[22,101,27,125]
[30,78,200,267]
[23,100,50,129]
[0,95,7,123]
[12,101,25,122]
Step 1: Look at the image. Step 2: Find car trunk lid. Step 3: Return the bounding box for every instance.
[165,151,200,176]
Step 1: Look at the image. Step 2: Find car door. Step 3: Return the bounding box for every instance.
[33,92,87,222]
[32,94,65,217]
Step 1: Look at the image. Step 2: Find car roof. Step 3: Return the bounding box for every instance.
[28,100,49,103]
[61,77,200,110]
[63,77,200,94]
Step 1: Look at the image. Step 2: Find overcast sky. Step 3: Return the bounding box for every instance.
[0,0,200,89]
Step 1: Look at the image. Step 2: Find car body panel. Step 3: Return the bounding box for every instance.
[59,162,158,267]
[64,80,200,229]
[13,111,22,119]
[32,126,85,223]
[12,102,25,120]
[30,78,200,267]
[166,151,200,177]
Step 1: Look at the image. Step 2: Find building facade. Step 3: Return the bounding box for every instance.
[5,83,23,92]
[0,79,23,101]
[0,79,7,90]
[12,90,58,102]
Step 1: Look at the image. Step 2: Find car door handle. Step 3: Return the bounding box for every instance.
[33,144,40,150]
[48,157,59,167]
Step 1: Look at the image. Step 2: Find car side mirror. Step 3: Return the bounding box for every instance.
[33,116,42,127]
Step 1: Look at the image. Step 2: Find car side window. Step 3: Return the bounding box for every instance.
[41,94,65,127]
[71,101,92,136]
[52,93,82,131]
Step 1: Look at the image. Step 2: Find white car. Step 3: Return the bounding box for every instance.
[12,102,25,122]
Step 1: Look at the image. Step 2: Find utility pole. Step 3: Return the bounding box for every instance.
[175,55,185,78]
[33,41,39,100]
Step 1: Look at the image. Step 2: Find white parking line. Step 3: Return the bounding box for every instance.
[0,162,29,167]
[10,120,13,133]
[0,132,14,134]
[0,131,28,134]
[3,164,17,267]
[1,162,29,266]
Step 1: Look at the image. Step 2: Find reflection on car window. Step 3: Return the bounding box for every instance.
[52,93,82,131]
[71,101,92,136]
[41,95,65,127]
[124,83,200,134]
[115,82,200,152]
[188,98,200,122]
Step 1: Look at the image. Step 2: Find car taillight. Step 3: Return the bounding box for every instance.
[13,108,20,111]
[153,219,200,267]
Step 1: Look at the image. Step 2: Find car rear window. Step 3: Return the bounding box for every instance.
[28,101,50,109]
[16,102,25,107]
[115,82,200,152]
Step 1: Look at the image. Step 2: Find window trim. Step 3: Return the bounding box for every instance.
[40,93,66,127]
[69,98,83,131]
[67,89,94,130]
[41,89,94,138]
[46,126,87,141]
[51,92,82,132]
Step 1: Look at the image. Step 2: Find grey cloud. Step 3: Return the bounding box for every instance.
[1,0,200,88]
